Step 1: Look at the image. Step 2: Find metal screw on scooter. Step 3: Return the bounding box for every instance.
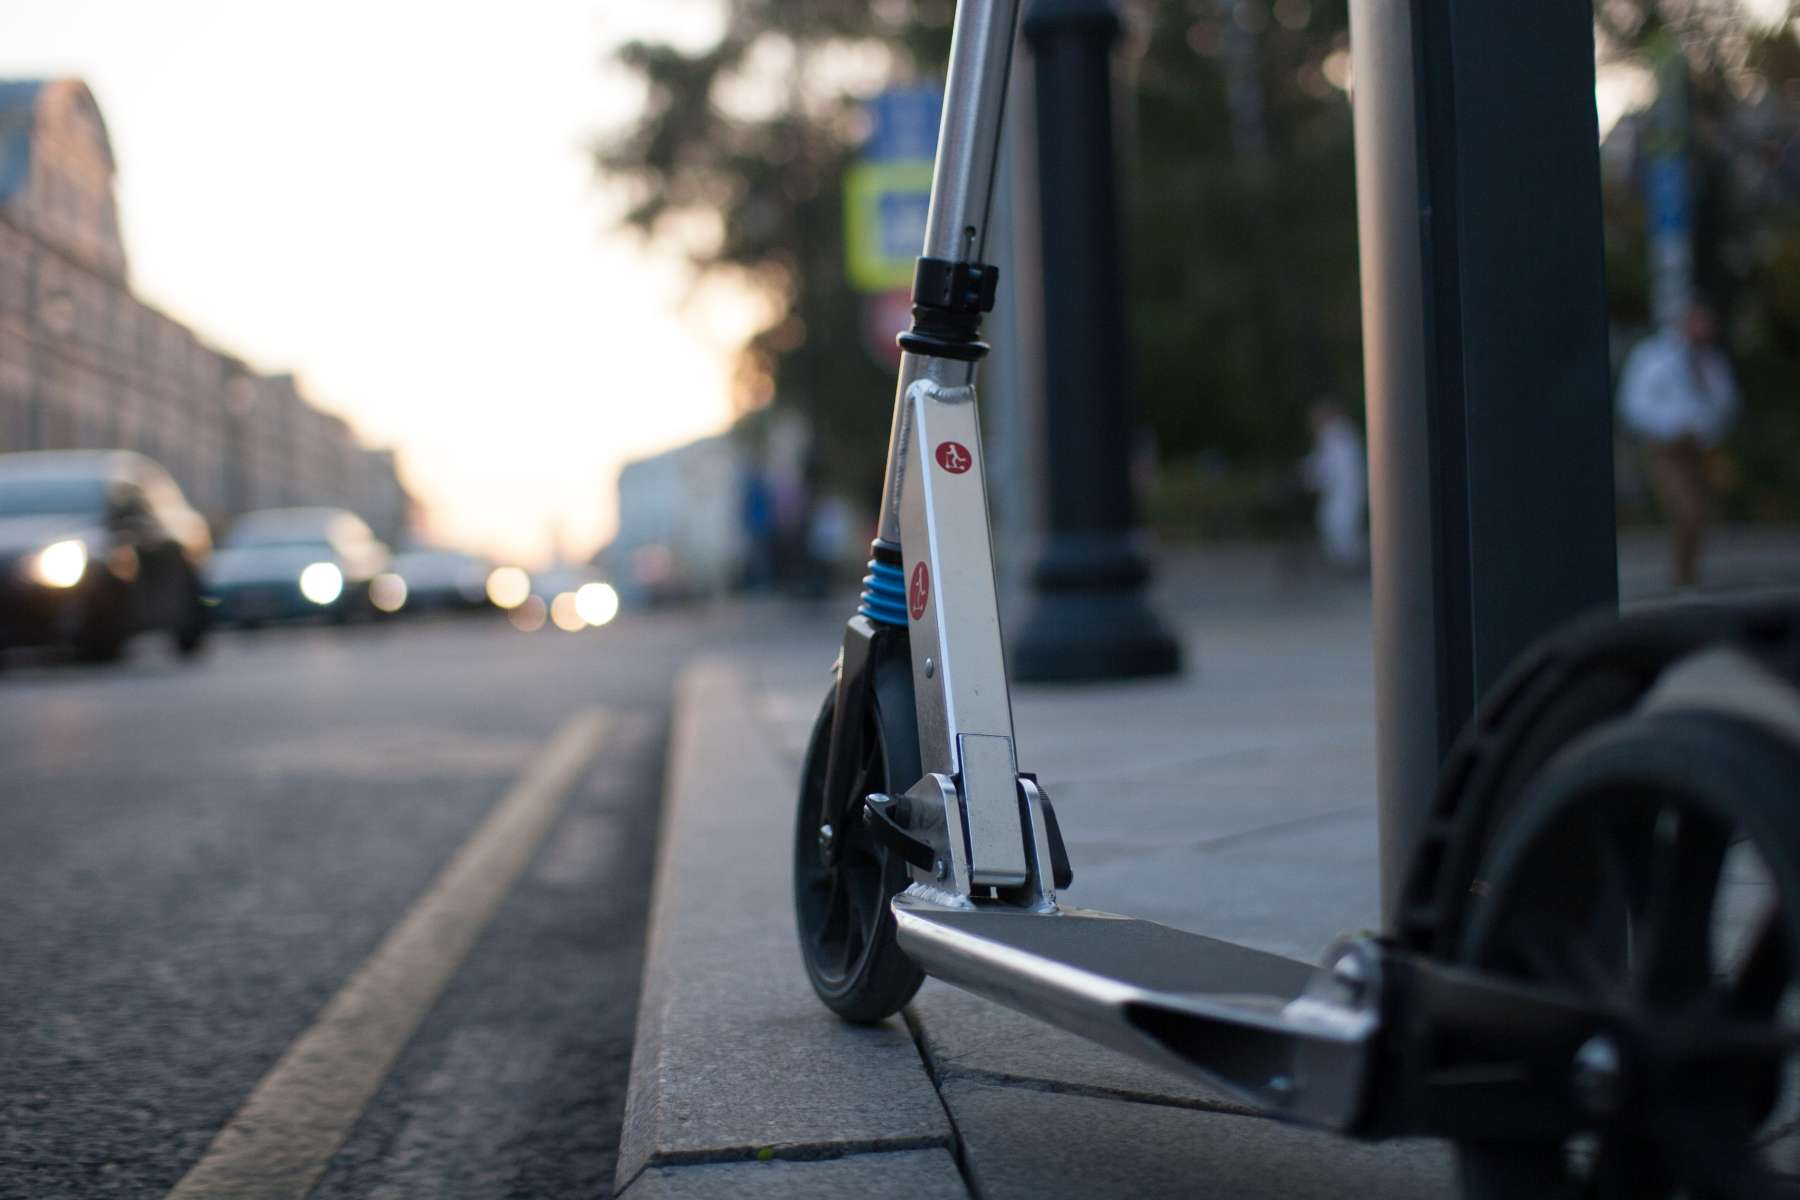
[818,823,835,864]
[862,794,887,826]
[864,792,911,824]
[1331,952,1368,1004]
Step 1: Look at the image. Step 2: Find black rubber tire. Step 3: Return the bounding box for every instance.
[174,571,208,659]
[1455,709,1800,1199]
[792,650,926,1023]
[74,580,128,663]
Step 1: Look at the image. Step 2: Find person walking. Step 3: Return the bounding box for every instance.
[1618,302,1739,589]
[1301,400,1367,572]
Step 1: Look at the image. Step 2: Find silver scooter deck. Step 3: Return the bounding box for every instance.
[894,893,1381,1129]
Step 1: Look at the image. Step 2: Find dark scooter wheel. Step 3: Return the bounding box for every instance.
[792,653,926,1023]
[1456,709,1800,1199]
[174,570,208,658]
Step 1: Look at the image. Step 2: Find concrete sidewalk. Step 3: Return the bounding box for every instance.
[614,529,1800,1197]
[614,574,1460,1198]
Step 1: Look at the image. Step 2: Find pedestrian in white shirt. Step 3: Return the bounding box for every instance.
[1617,303,1739,588]
[1302,401,1367,572]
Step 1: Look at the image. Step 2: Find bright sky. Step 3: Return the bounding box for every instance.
[0,0,748,567]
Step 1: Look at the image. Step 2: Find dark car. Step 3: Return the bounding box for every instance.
[518,565,619,633]
[387,548,493,614]
[206,508,391,626]
[0,450,212,661]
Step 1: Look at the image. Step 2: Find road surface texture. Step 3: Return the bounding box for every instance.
[0,606,757,1199]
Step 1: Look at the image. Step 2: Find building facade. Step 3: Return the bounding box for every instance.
[607,433,745,604]
[0,79,411,542]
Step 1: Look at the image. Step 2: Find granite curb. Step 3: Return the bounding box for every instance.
[613,659,962,1198]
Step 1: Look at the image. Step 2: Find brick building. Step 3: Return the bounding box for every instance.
[0,78,411,542]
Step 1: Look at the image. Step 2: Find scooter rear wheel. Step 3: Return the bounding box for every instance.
[1456,708,1800,1198]
[792,654,926,1023]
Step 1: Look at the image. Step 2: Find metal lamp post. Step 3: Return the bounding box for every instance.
[1011,0,1181,683]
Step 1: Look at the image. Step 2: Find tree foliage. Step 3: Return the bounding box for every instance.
[597,2,954,503]
[597,0,1357,508]
[598,1,1800,524]
[1129,0,1359,470]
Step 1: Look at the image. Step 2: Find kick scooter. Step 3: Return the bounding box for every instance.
[792,0,1800,1193]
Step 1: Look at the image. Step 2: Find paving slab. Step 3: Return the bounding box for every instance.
[941,1077,1456,1199]
[614,662,957,1195]
[621,1148,967,1199]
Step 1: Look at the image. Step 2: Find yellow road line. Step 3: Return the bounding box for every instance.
[166,707,613,1200]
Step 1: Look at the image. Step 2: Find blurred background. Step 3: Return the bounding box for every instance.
[0,0,1795,656]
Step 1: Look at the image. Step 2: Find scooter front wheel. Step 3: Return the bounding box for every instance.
[792,654,926,1023]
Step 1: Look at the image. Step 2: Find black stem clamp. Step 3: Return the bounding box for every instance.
[897,256,1000,362]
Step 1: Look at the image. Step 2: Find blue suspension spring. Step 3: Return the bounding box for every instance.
[858,557,909,627]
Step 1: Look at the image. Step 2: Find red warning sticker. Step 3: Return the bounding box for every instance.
[908,561,930,621]
[934,441,972,474]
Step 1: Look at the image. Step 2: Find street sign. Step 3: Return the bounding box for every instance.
[845,87,942,293]
[1645,34,1692,328]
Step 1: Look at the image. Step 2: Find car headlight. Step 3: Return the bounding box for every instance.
[32,539,87,588]
[575,582,619,627]
[298,561,344,605]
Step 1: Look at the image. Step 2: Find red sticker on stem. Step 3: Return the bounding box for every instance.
[934,441,972,474]
[908,561,930,621]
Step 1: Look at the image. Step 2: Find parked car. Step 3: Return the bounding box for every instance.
[0,450,211,661]
[387,548,493,614]
[521,565,619,632]
[206,508,390,626]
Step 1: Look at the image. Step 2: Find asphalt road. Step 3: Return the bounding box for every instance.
[0,605,796,1199]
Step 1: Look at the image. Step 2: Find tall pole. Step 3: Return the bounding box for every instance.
[1011,0,1180,683]
[1645,32,1693,330]
[1349,0,1617,927]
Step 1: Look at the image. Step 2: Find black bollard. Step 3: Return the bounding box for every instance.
[1010,0,1181,683]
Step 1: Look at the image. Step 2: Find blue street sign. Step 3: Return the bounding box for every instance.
[846,86,942,292]
[1646,155,1689,236]
[863,87,942,163]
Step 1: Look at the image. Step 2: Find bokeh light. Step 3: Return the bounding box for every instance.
[508,594,547,632]
[32,538,87,588]
[550,592,585,633]
[486,565,531,610]
[299,561,344,606]
[370,572,408,613]
[574,581,619,627]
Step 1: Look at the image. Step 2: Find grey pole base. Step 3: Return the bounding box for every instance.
[1011,536,1182,682]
